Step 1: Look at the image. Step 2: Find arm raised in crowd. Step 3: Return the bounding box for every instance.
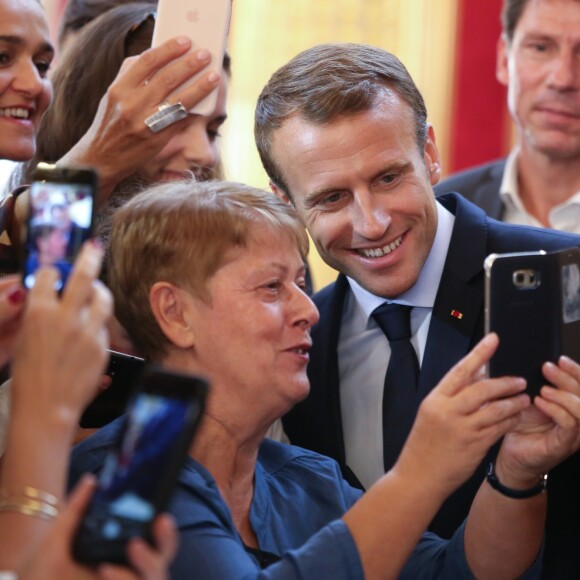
[50,37,218,206]
[0,242,112,570]
[344,333,580,579]
[19,475,178,580]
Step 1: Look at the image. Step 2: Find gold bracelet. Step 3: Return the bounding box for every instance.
[0,498,58,520]
[0,487,58,506]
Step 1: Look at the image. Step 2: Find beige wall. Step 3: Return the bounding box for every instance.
[43,0,459,291]
[222,0,458,290]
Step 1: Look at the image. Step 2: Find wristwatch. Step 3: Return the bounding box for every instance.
[486,462,547,499]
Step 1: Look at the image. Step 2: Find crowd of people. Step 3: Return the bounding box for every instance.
[0,0,579,578]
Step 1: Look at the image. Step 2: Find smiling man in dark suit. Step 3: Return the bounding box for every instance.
[435,0,580,233]
[255,42,580,578]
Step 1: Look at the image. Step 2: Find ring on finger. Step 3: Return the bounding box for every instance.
[144,101,188,133]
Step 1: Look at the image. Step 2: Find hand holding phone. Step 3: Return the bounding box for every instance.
[151,0,232,116]
[21,476,178,579]
[22,163,97,292]
[73,366,208,567]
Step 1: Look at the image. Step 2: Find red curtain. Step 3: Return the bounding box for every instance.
[448,0,511,173]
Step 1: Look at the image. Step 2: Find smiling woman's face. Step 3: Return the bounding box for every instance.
[186,225,319,424]
[0,0,54,161]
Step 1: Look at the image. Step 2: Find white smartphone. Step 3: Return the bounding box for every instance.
[151,0,232,116]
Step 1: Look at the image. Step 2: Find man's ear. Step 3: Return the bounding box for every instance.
[270,180,292,205]
[496,34,509,87]
[423,125,442,185]
[149,282,195,350]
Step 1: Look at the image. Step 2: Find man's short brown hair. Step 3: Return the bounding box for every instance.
[109,179,309,361]
[502,0,580,43]
[501,0,532,42]
[254,42,428,197]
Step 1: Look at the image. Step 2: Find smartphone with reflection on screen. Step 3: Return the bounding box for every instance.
[73,366,209,567]
[22,163,97,292]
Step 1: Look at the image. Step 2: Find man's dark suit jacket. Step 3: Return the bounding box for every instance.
[434,158,506,219]
[283,192,580,579]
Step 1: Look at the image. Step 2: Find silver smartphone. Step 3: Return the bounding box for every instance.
[151,0,232,116]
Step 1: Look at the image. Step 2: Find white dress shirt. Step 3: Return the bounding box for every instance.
[500,148,580,234]
[338,202,455,490]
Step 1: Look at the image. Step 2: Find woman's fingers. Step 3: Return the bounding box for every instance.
[126,514,177,580]
[97,515,178,580]
[114,38,220,114]
[61,240,104,310]
[436,334,500,397]
[82,280,114,340]
[470,393,530,429]
[117,36,193,87]
[542,357,580,394]
[452,377,527,415]
[59,475,98,531]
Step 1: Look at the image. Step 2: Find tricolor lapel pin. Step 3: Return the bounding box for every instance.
[450,309,463,320]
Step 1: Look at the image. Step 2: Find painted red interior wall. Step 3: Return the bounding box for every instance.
[448,0,511,174]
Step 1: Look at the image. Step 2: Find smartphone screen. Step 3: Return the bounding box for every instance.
[558,248,580,366]
[73,367,208,566]
[23,165,97,291]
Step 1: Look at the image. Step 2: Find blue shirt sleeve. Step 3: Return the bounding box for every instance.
[171,520,363,580]
[400,522,542,580]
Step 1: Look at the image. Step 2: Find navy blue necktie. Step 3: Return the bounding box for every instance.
[372,303,420,472]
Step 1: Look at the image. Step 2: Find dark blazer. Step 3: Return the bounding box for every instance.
[434,158,506,220]
[283,192,580,579]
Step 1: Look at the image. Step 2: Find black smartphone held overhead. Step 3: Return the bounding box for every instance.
[73,366,209,567]
[22,163,97,292]
[485,248,580,397]
[80,350,146,429]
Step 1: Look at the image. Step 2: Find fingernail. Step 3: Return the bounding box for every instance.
[89,238,103,250]
[176,36,190,46]
[8,287,25,305]
[207,72,220,84]
[196,49,210,61]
